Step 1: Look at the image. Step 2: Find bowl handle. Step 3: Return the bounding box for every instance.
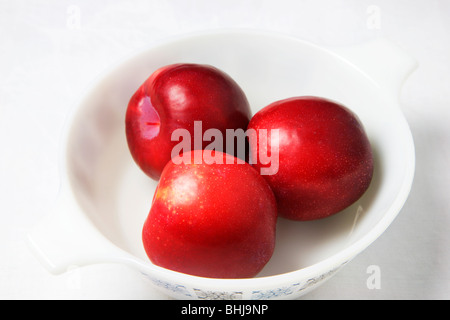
[27,187,133,275]
[330,38,418,99]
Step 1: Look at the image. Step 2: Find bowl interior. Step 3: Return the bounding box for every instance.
[65,32,413,277]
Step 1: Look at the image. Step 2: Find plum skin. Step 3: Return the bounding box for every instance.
[248,96,374,221]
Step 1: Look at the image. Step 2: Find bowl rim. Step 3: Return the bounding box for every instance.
[60,28,416,287]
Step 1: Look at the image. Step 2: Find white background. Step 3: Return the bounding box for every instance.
[1,0,449,299]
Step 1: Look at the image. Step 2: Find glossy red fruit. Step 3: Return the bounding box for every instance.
[248,96,374,221]
[142,150,277,279]
[125,63,251,180]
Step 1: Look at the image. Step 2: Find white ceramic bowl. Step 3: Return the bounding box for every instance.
[27,30,417,300]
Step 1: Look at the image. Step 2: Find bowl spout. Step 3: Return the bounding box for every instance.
[330,38,418,99]
[26,186,131,275]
